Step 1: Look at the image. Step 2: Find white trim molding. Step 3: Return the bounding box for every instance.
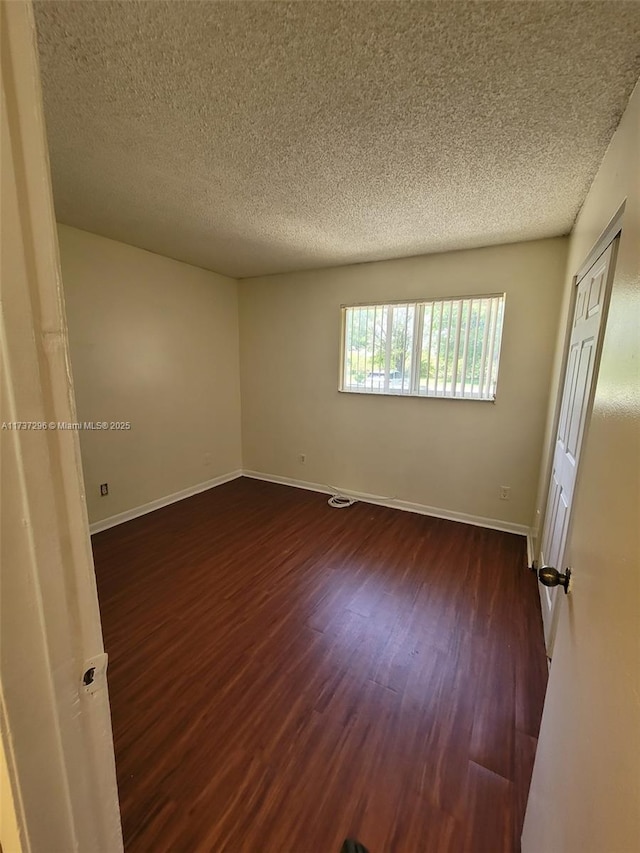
[526,532,536,569]
[89,468,533,538]
[243,470,532,537]
[2,3,123,848]
[89,470,243,534]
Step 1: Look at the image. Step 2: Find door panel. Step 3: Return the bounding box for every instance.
[566,340,594,460]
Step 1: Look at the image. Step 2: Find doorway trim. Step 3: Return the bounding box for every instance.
[1,2,123,850]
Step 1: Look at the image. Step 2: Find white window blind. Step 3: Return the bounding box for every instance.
[341,294,505,400]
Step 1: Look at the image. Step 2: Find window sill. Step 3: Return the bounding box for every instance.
[338,388,496,402]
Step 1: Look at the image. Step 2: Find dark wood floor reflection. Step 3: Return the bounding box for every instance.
[92,477,548,853]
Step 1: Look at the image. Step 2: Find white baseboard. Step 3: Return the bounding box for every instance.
[89,467,532,538]
[89,470,243,534]
[243,470,532,537]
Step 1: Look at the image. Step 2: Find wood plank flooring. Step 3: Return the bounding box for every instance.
[92,477,548,853]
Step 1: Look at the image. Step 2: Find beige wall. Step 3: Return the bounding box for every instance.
[523,84,640,851]
[239,238,568,528]
[58,225,242,523]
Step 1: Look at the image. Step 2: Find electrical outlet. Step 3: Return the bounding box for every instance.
[100,483,109,496]
[499,485,511,501]
[299,453,306,464]
[204,452,212,466]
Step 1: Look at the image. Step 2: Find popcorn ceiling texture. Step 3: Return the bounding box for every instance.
[34,1,640,279]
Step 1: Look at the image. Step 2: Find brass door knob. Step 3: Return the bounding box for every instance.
[538,566,572,594]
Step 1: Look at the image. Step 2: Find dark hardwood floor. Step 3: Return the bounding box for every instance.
[92,477,548,853]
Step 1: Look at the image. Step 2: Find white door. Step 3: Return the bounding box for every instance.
[538,240,617,655]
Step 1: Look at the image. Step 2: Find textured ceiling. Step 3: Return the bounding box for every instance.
[35,1,640,279]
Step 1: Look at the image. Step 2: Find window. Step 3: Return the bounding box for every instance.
[340,294,505,400]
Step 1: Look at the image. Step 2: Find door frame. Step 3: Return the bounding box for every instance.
[1,2,123,850]
[535,202,625,657]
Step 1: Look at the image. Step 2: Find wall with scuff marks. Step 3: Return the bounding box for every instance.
[58,225,242,524]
